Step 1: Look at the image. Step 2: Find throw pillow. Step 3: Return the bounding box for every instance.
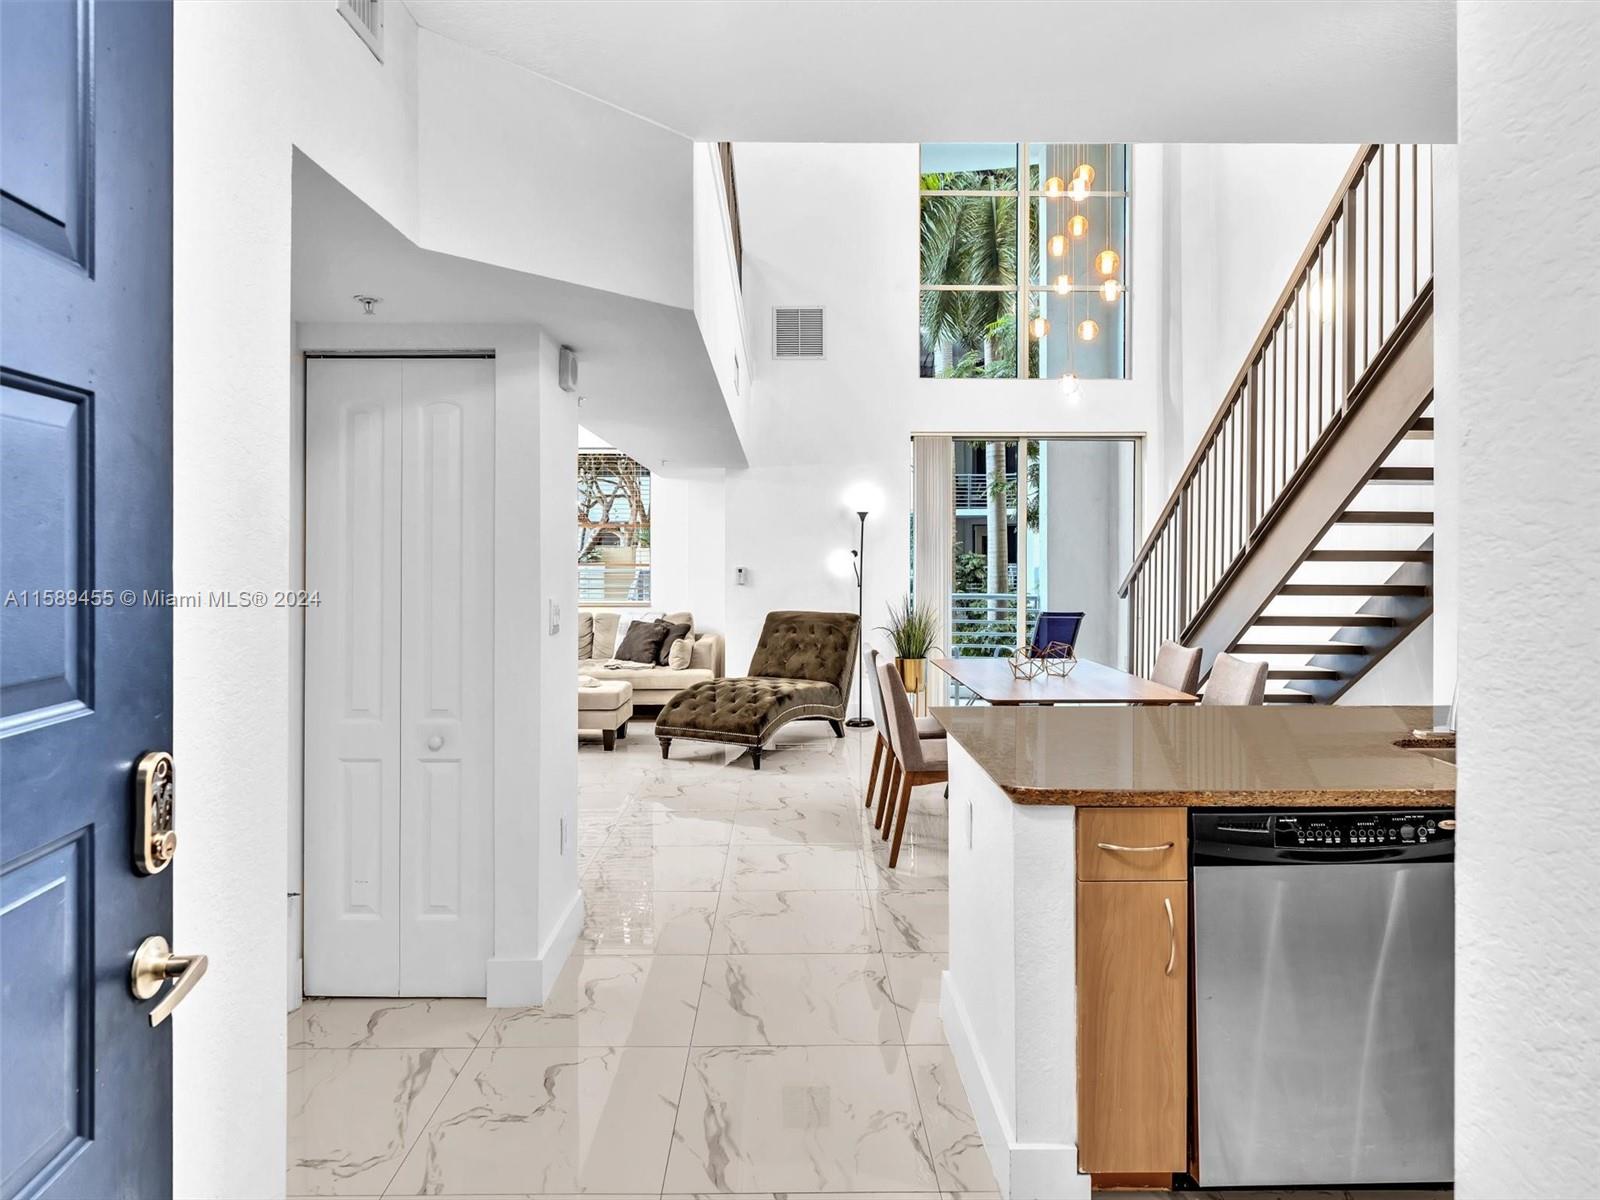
[655,621,692,666]
[667,633,694,670]
[615,618,671,664]
[577,612,594,661]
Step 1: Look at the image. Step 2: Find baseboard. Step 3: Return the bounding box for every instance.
[941,970,1089,1200]
[486,888,585,1007]
[538,888,585,999]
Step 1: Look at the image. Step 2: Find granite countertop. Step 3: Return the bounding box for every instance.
[933,703,1455,807]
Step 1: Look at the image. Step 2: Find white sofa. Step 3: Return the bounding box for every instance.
[579,609,725,707]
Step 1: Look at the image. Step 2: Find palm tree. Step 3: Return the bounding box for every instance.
[919,172,1022,378]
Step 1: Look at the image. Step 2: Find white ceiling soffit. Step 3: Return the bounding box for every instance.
[290,153,746,470]
[404,0,1457,143]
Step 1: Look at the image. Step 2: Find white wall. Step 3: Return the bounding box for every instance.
[176,6,602,1194]
[174,5,424,1194]
[1455,4,1600,1196]
[650,469,730,637]
[416,30,691,310]
[717,143,1170,689]
[1166,143,1358,484]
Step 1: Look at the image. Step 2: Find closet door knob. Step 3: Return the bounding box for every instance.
[427,735,444,751]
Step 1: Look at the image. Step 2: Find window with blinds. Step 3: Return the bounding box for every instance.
[578,451,651,605]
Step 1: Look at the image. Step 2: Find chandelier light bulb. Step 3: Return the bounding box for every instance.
[1073,162,1096,187]
[1048,233,1067,257]
[1101,278,1122,302]
[1029,316,1050,339]
[1067,176,1089,202]
[1043,175,1066,197]
[1078,318,1100,341]
[1068,213,1089,238]
[1096,248,1121,276]
[1054,273,1072,295]
[1061,372,1083,402]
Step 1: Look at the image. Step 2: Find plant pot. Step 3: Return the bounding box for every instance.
[895,656,926,697]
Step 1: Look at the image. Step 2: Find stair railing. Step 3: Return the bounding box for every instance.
[1121,144,1434,676]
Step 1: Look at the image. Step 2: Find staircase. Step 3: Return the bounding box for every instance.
[1121,145,1435,703]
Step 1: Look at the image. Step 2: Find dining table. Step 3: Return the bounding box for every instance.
[930,655,1199,706]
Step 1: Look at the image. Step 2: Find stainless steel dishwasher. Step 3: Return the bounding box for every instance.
[1192,809,1454,1187]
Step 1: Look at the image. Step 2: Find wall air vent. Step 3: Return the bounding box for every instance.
[772,306,825,360]
[337,0,384,62]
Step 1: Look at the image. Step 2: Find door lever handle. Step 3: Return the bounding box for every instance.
[131,935,209,1027]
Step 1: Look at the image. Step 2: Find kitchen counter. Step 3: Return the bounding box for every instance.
[936,704,1455,1200]
[933,702,1453,807]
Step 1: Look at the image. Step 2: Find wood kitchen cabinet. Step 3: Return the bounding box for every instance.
[1077,869,1188,1175]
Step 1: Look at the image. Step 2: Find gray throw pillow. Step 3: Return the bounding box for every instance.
[615,618,671,664]
[655,622,692,666]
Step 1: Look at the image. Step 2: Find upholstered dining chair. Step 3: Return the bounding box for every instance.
[876,659,949,868]
[1203,652,1268,705]
[865,650,944,833]
[1150,640,1203,695]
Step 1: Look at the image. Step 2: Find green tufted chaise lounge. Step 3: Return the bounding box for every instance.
[655,610,860,769]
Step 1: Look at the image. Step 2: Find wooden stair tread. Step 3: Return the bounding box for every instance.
[1308,549,1433,562]
[1338,510,1434,524]
[1268,667,1342,679]
[1265,692,1318,703]
[1371,466,1435,483]
[1236,642,1370,655]
[1280,585,1433,598]
[1405,418,1435,438]
[1254,614,1399,627]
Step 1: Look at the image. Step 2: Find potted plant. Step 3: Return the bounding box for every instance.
[879,595,940,702]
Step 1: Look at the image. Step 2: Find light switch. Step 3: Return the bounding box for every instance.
[548,599,561,635]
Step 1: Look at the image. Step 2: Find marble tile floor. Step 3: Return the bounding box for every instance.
[289,720,1440,1200]
[290,722,985,1199]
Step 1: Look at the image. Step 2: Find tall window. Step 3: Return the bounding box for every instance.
[578,451,651,605]
[919,143,1130,381]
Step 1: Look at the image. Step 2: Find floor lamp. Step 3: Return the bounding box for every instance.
[845,509,874,728]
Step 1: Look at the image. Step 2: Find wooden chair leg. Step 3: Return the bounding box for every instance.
[658,737,671,760]
[888,774,913,866]
[876,758,899,832]
[882,768,907,842]
[865,735,883,809]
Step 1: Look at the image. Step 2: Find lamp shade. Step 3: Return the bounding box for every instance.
[842,482,882,515]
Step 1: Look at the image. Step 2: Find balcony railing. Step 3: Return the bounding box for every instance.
[1119,145,1433,677]
[954,471,1017,508]
[949,591,1040,658]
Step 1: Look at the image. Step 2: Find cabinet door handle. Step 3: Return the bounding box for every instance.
[1096,841,1175,854]
[1163,897,1176,976]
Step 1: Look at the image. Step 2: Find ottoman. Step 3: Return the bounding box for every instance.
[578,679,634,750]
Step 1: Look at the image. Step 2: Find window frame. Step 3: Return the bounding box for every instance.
[919,143,1133,380]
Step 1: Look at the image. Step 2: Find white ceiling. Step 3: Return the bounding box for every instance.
[404,0,1457,143]
[291,155,744,469]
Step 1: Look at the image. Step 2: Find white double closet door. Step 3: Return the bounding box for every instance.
[304,357,495,996]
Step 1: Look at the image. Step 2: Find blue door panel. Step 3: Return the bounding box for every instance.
[1,2,173,1197]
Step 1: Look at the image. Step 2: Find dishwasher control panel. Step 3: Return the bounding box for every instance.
[1195,809,1457,863]
[1274,811,1453,848]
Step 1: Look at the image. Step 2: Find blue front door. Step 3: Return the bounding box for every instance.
[1,2,174,1196]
